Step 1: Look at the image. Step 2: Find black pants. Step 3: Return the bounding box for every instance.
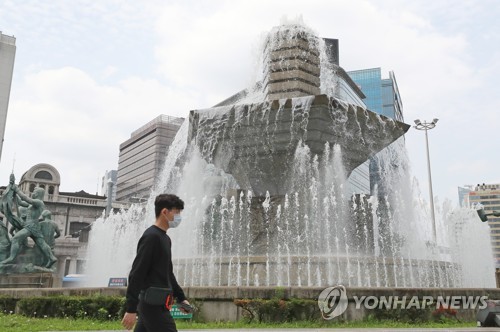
[134,300,177,332]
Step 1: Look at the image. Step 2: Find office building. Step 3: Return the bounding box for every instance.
[347,68,405,195]
[347,68,403,122]
[467,183,500,267]
[116,115,184,202]
[0,32,16,162]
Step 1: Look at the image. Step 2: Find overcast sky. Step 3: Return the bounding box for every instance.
[0,0,499,205]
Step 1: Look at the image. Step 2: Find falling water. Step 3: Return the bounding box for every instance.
[85,111,495,288]
[84,21,495,289]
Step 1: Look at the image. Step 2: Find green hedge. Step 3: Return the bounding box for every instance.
[234,298,320,322]
[16,295,125,320]
[0,295,18,314]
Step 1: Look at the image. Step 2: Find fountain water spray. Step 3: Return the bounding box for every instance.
[84,22,495,288]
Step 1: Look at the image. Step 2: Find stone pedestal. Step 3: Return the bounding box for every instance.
[0,272,54,288]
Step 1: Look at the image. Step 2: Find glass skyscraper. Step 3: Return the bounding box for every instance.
[347,68,404,196]
[347,68,403,122]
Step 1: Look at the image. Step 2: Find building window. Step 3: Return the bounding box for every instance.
[34,170,53,180]
[48,186,54,195]
[29,184,36,193]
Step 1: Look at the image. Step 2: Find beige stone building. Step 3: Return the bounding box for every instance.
[116,115,184,202]
[468,183,500,267]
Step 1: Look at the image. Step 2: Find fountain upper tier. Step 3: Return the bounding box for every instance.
[188,95,410,196]
[262,25,321,100]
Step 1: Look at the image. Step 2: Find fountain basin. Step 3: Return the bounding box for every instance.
[173,254,460,288]
[188,95,410,196]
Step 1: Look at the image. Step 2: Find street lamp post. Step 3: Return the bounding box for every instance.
[414,118,439,243]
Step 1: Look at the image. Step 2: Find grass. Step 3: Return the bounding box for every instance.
[0,313,122,331]
[0,313,476,331]
[175,319,476,329]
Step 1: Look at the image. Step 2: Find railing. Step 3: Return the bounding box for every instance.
[66,197,99,205]
[48,195,105,207]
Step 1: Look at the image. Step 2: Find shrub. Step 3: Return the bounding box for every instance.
[234,298,320,322]
[0,296,17,314]
[432,305,459,322]
[370,300,433,323]
[16,295,125,320]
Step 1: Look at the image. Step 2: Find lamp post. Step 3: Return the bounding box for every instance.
[105,179,114,218]
[414,118,439,243]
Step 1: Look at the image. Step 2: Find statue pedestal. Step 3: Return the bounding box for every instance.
[0,272,54,288]
[0,244,58,286]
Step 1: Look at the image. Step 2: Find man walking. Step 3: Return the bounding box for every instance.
[122,194,190,331]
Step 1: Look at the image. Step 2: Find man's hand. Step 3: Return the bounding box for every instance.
[121,312,137,330]
[179,299,192,313]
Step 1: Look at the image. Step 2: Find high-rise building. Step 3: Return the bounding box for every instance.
[101,170,117,202]
[347,68,403,122]
[116,115,184,202]
[0,32,16,162]
[467,183,500,267]
[382,71,403,122]
[347,68,405,195]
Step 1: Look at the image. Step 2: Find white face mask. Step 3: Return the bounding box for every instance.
[168,214,182,228]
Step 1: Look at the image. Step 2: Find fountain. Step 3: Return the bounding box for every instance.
[84,22,495,290]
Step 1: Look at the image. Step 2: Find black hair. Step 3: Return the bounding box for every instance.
[155,194,184,218]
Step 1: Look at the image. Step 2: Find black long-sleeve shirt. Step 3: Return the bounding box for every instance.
[125,225,186,313]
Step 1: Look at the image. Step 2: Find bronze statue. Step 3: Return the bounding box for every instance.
[39,210,61,250]
[0,174,24,232]
[477,208,500,222]
[0,222,10,261]
[0,174,60,269]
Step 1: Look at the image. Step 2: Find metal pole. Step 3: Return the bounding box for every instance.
[424,128,437,242]
[414,118,439,244]
[106,180,114,218]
